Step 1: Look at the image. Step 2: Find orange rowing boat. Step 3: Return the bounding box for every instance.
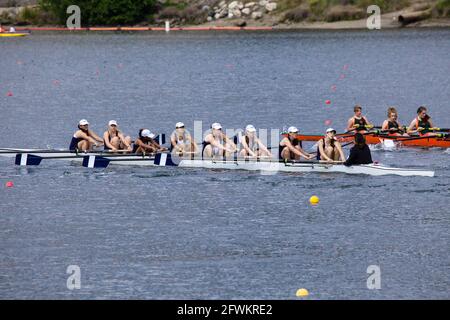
[293,134,450,148]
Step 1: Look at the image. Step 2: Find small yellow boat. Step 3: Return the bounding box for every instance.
[0,33,29,37]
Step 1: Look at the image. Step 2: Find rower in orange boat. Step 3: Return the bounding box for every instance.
[346,105,373,133]
[407,106,436,136]
[381,107,407,136]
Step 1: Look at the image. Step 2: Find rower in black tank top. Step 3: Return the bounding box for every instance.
[104,130,119,150]
[279,138,302,159]
[354,117,367,132]
[417,117,431,134]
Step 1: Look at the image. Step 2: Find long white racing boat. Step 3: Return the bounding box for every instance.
[0,148,435,177]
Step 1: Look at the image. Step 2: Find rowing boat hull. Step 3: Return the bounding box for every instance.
[0,150,434,177]
[295,134,450,148]
[0,33,28,37]
[175,160,434,177]
[107,157,434,177]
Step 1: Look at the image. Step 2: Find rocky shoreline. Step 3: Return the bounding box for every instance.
[1,0,450,30]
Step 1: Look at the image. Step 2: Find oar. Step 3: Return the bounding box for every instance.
[14,152,156,166]
[1,148,134,155]
[82,152,176,168]
[376,134,446,142]
[427,128,450,133]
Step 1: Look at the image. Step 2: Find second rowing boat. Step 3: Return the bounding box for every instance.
[294,134,450,148]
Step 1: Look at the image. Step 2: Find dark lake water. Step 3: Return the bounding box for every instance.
[0,29,449,299]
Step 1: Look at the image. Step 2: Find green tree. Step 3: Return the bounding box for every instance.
[39,0,157,26]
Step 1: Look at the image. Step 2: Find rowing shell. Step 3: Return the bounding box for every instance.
[1,150,434,177]
[295,134,450,148]
[0,33,29,37]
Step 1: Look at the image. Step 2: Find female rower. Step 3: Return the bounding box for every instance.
[69,119,103,151]
[170,122,198,155]
[317,128,345,162]
[103,120,132,152]
[407,106,435,136]
[133,129,167,154]
[239,125,271,158]
[381,107,405,135]
[346,105,373,133]
[279,126,315,161]
[202,123,237,158]
[344,133,373,166]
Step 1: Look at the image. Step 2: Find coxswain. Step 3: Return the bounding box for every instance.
[344,133,373,166]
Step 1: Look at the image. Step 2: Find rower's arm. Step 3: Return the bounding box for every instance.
[363,117,373,127]
[89,130,103,143]
[318,140,332,162]
[151,138,168,151]
[103,132,116,150]
[407,119,418,134]
[335,141,346,162]
[77,131,100,145]
[241,138,256,156]
[170,134,182,151]
[256,138,271,155]
[224,136,237,152]
[381,120,389,131]
[118,132,131,148]
[135,139,155,152]
[186,135,199,152]
[283,140,312,159]
[346,118,355,131]
[206,135,221,149]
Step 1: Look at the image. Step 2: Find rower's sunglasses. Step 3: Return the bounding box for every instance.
[176,126,185,129]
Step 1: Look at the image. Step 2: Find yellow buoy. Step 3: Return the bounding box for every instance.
[309,195,319,205]
[296,288,309,297]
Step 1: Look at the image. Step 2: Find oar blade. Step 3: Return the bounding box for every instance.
[154,153,176,166]
[154,134,166,145]
[14,154,43,166]
[82,156,110,168]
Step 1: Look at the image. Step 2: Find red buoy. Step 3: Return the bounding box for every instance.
[6,181,14,188]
